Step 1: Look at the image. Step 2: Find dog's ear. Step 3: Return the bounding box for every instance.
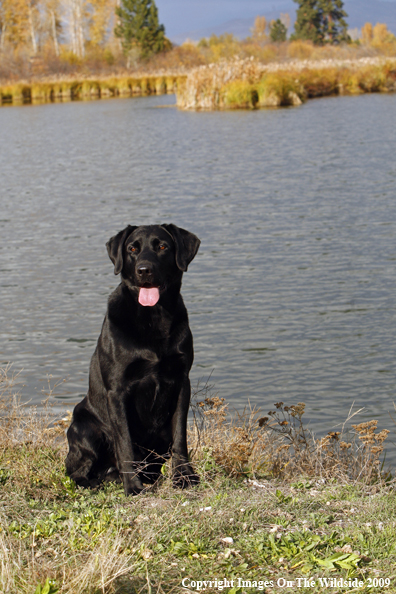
[161,224,200,271]
[106,226,137,275]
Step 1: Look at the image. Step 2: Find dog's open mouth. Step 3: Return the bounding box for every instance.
[138,287,160,307]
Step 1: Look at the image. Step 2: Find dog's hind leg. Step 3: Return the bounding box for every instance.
[65,414,111,488]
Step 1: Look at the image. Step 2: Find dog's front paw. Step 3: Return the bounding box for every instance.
[172,464,200,489]
[69,472,101,490]
[123,476,145,496]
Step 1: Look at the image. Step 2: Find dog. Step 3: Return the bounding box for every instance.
[65,224,200,496]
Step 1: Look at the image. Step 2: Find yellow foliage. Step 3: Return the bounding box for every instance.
[198,34,241,62]
[357,65,388,92]
[361,22,373,45]
[0,0,30,48]
[257,73,304,107]
[287,40,315,60]
[59,48,83,66]
[373,23,392,44]
[365,23,396,56]
[81,79,100,96]
[88,0,113,46]
[258,44,278,63]
[251,15,267,43]
[299,68,339,97]
[360,22,396,52]
[221,80,258,109]
[338,70,362,94]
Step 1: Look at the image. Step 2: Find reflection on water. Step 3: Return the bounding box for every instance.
[0,93,396,455]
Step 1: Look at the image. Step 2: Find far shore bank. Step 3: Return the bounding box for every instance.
[0,72,185,106]
[1,57,396,110]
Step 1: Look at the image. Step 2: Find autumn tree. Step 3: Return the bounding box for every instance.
[251,15,267,43]
[373,23,394,44]
[114,0,166,59]
[280,13,291,31]
[361,22,395,46]
[29,0,43,54]
[361,22,373,44]
[0,0,31,50]
[66,0,88,57]
[198,33,239,61]
[89,0,114,46]
[41,0,62,55]
[0,1,7,49]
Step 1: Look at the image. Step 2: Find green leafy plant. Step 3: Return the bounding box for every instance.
[34,579,58,594]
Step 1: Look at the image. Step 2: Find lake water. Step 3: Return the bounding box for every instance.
[1,93,396,455]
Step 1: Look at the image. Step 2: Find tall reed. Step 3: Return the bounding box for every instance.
[0,73,185,106]
[176,57,396,110]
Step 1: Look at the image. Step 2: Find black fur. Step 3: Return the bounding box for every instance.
[65,224,200,495]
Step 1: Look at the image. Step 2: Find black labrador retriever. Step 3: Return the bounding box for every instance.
[65,224,200,495]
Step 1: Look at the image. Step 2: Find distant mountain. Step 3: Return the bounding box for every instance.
[171,14,285,45]
[170,0,396,44]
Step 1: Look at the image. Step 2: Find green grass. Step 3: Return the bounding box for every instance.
[3,455,396,593]
[1,371,396,593]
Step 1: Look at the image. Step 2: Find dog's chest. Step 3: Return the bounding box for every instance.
[125,344,185,385]
[125,348,184,429]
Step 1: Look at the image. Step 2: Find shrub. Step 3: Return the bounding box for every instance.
[257,72,304,106]
[287,40,315,60]
[221,80,259,108]
[298,67,339,97]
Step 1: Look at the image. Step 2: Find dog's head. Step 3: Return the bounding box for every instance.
[106,224,200,306]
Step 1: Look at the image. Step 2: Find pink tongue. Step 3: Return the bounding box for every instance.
[138,287,160,307]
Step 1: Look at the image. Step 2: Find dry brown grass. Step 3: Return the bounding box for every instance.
[189,388,391,485]
[0,366,65,451]
[176,56,396,109]
[0,365,390,496]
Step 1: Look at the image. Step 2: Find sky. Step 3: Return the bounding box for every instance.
[155,0,292,37]
[155,0,396,41]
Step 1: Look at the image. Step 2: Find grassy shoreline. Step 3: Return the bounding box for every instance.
[1,57,396,109]
[1,370,396,593]
[0,73,184,106]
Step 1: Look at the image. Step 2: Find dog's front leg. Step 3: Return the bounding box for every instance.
[107,392,144,496]
[171,378,199,488]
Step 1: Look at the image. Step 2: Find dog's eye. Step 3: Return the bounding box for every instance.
[128,245,138,253]
[159,244,167,251]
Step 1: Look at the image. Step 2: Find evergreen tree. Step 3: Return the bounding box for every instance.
[319,0,349,43]
[291,0,349,44]
[115,0,166,59]
[269,19,287,42]
[292,0,323,44]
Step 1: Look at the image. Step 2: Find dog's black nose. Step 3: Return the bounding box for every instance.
[137,265,152,277]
